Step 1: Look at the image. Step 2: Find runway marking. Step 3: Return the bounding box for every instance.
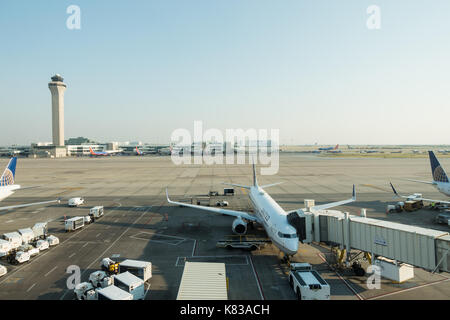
[317,253,364,300]
[59,206,150,300]
[69,253,76,258]
[367,277,450,300]
[130,232,185,246]
[82,242,89,248]
[44,266,57,277]
[96,233,101,238]
[5,220,14,224]
[249,255,265,300]
[175,255,249,267]
[26,283,36,292]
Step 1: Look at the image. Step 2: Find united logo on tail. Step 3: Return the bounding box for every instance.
[429,151,449,183]
[0,157,17,186]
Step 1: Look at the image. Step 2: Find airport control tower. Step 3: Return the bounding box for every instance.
[48,74,66,147]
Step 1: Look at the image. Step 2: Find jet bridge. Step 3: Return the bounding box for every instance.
[292,201,450,273]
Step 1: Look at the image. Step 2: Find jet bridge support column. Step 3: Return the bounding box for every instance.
[343,212,351,264]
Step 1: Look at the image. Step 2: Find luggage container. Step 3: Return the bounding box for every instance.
[89,206,104,220]
[0,240,11,257]
[97,285,133,300]
[119,259,152,282]
[74,282,97,300]
[18,244,39,257]
[35,239,49,251]
[374,257,414,283]
[68,197,84,207]
[32,222,48,240]
[113,271,145,300]
[18,228,34,244]
[65,217,85,232]
[8,251,30,264]
[2,232,23,250]
[46,235,59,246]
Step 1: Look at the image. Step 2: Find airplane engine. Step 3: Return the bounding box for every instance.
[232,217,247,234]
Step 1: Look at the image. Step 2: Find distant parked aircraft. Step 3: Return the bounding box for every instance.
[89,147,121,157]
[318,144,339,151]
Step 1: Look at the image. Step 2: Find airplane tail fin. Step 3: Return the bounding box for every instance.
[0,157,17,186]
[252,157,258,186]
[429,151,449,183]
[89,147,95,155]
[334,144,339,150]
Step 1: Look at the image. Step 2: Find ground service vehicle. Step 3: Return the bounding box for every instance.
[18,244,39,257]
[68,197,85,207]
[18,228,34,244]
[288,263,330,300]
[35,240,49,251]
[65,217,85,232]
[119,259,152,282]
[216,200,229,207]
[0,265,6,277]
[74,282,97,300]
[7,250,30,264]
[101,258,120,275]
[0,240,11,257]
[436,211,450,224]
[46,235,59,246]
[113,271,145,300]
[2,232,22,250]
[89,206,104,221]
[84,216,92,224]
[89,271,113,288]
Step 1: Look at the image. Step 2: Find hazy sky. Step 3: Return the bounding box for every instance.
[1,1,449,145]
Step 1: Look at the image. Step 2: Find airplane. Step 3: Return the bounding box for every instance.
[166,161,356,260]
[89,147,121,157]
[389,182,450,205]
[406,151,450,198]
[318,144,339,151]
[135,146,143,156]
[0,157,60,211]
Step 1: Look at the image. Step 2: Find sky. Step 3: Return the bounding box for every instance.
[0,0,449,145]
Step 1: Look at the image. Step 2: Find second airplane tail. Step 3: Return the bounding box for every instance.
[429,151,449,183]
[0,157,17,186]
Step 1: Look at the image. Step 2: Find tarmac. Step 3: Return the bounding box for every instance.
[0,153,449,300]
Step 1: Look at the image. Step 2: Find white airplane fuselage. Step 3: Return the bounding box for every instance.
[435,182,450,197]
[248,186,298,255]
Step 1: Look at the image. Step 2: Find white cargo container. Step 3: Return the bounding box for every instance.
[0,265,6,277]
[14,251,30,264]
[46,235,59,246]
[89,206,104,220]
[119,259,152,282]
[97,285,133,300]
[18,228,34,244]
[32,222,48,240]
[375,257,414,283]
[113,271,145,300]
[177,262,227,300]
[74,282,97,300]
[3,232,23,250]
[0,240,11,257]
[65,217,85,232]
[35,240,49,251]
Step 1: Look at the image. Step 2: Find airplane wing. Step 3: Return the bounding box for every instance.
[166,189,261,223]
[390,182,450,204]
[0,199,61,211]
[405,179,436,185]
[222,182,251,190]
[287,185,356,213]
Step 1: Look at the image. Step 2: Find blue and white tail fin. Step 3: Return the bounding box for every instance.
[429,151,449,183]
[0,157,17,186]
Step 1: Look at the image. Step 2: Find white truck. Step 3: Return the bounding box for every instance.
[113,271,145,300]
[119,259,152,282]
[288,263,330,300]
[65,217,85,232]
[97,285,133,300]
[89,206,104,221]
[32,222,48,240]
[0,240,12,258]
[2,232,23,250]
[84,216,92,225]
[68,197,85,207]
[74,282,97,300]
[89,271,113,288]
